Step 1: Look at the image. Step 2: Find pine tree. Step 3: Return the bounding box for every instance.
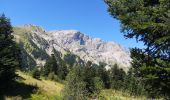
[81,61,97,95]
[79,61,104,96]
[93,77,104,95]
[57,60,68,80]
[0,14,20,91]
[63,66,87,100]
[96,62,110,88]
[53,49,68,80]
[42,54,58,76]
[123,68,145,96]
[105,0,170,97]
[110,64,125,90]
[31,67,40,79]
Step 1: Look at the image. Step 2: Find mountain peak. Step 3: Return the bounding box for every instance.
[48,30,80,34]
[48,30,82,38]
[19,24,45,33]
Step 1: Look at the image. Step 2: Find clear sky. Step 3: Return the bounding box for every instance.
[0,0,144,48]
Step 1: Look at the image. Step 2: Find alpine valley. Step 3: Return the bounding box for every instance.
[13,24,131,71]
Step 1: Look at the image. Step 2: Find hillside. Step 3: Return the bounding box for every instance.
[4,71,146,100]
[5,71,63,100]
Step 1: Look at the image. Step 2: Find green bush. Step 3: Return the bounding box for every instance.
[31,68,40,79]
[93,77,104,94]
[48,72,60,82]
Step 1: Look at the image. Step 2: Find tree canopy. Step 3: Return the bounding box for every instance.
[105,0,170,64]
[0,14,20,92]
[105,0,170,98]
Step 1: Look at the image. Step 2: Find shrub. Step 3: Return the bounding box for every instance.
[31,68,40,79]
[48,72,60,82]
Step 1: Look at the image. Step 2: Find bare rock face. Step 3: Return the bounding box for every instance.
[14,24,131,70]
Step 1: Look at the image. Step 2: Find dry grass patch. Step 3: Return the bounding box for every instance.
[100,89,146,100]
[16,71,63,96]
[4,71,64,100]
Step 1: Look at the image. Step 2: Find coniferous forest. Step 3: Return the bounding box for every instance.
[0,0,170,100]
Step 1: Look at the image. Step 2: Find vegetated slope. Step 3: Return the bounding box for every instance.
[13,26,49,69]
[5,71,146,100]
[14,24,131,71]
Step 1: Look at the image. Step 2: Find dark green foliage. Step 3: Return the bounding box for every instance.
[64,52,77,67]
[19,43,36,70]
[63,66,87,100]
[42,50,68,81]
[105,0,170,54]
[105,0,170,98]
[130,48,170,97]
[42,54,58,76]
[64,53,76,66]
[82,61,105,96]
[63,52,85,69]
[0,14,20,92]
[53,49,69,80]
[110,64,126,90]
[57,61,68,80]
[123,68,145,96]
[108,64,146,96]
[63,61,105,99]
[0,14,13,38]
[81,62,97,95]
[31,68,40,79]
[93,77,104,95]
[96,62,110,88]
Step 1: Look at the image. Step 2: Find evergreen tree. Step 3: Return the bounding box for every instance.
[123,68,145,96]
[63,66,87,100]
[130,48,167,97]
[31,67,40,79]
[110,64,125,90]
[80,61,104,96]
[96,62,110,88]
[42,54,58,76]
[105,0,170,97]
[63,62,104,99]
[0,14,20,91]
[64,52,77,68]
[81,62,95,95]
[57,60,68,80]
[93,77,104,95]
[54,49,68,80]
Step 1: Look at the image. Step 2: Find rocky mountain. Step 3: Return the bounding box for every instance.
[13,24,131,71]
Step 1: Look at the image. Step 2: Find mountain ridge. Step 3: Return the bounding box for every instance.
[13,24,131,71]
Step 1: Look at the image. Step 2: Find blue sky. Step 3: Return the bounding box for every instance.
[0,0,144,48]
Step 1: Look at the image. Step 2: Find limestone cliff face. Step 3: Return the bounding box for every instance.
[14,24,131,70]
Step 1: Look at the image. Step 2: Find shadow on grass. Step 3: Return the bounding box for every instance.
[0,80,38,100]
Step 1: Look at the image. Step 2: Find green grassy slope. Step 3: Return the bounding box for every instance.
[5,71,63,100]
[100,90,146,100]
[4,71,146,100]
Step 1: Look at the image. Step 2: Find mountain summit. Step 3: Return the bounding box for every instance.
[14,24,131,70]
